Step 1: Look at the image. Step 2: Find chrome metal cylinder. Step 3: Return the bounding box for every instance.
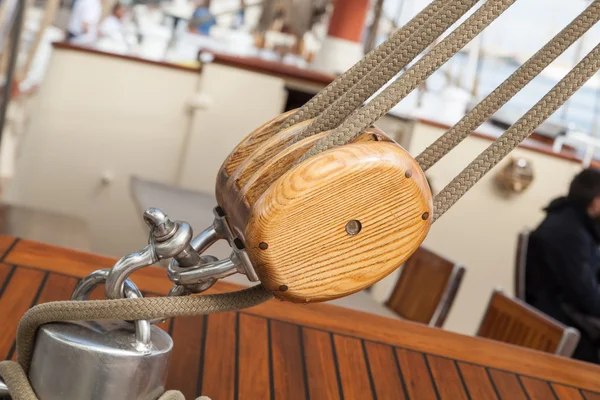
[28,320,172,400]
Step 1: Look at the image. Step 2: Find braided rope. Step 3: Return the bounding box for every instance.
[294,0,478,141]
[16,285,272,372]
[277,0,447,132]
[300,0,517,163]
[433,43,600,221]
[416,0,600,171]
[0,362,37,400]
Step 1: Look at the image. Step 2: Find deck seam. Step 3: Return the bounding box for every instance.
[330,333,345,400]
[0,264,16,298]
[485,368,504,400]
[267,319,275,400]
[234,312,240,400]
[392,347,411,400]
[516,375,532,400]
[361,339,378,400]
[454,359,473,400]
[0,238,19,261]
[6,271,49,360]
[196,314,209,397]
[423,354,441,400]
[298,326,311,400]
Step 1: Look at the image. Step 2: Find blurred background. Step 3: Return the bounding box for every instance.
[0,0,598,336]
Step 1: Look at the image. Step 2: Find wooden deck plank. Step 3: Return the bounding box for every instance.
[520,376,557,400]
[302,328,342,400]
[456,362,498,399]
[426,355,469,400]
[0,267,46,358]
[552,384,585,400]
[332,335,374,399]
[37,273,78,303]
[2,239,600,396]
[201,312,237,400]
[395,348,438,400]
[0,263,14,296]
[270,320,308,400]
[0,236,17,259]
[238,313,270,399]
[364,341,407,400]
[582,391,600,400]
[488,369,528,400]
[166,315,206,399]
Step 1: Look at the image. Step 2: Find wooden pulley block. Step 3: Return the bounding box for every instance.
[215,112,433,303]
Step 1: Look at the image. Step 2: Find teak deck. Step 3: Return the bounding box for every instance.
[1,235,600,399]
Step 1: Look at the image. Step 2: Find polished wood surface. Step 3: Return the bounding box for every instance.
[237,129,392,227]
[2,237,600,398]
[220,110,295,178]
[477,290,576,356]
[245,141,432,302]
[386,247,464,327]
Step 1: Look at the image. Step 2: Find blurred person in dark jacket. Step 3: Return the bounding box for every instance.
[526,168,600,364]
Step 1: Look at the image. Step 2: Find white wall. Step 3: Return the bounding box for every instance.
[6,48,285,257]
[374,122,583,335]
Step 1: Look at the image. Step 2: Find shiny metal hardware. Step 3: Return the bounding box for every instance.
[101,206,258,301]
[73,269,151,348]
[105,208,201,300]
[0,379,8,398]
[191,206,235,254]
[168,237,258,285]
[28,320,172,400]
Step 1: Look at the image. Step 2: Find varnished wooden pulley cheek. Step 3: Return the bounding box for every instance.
[228,128,394,234]
[215,110,295,207]
[218,119,313,221]
[245,141,433,303]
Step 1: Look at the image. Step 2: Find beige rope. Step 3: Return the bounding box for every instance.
[417,0,600,171]
[0,362,37,400]
[16,285,272,372]
[433,42,600,221]
[300,0,517,163]
[295,0,479,141]
[277,0,447,132]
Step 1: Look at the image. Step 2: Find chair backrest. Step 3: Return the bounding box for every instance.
[477,289,580,357]
[385,247,465,328]
[515,230,530,301]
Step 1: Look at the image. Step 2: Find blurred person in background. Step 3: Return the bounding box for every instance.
[190,0,216,36]
[99,3,126,40]
[67,0,102,45]
[526,168,600,364]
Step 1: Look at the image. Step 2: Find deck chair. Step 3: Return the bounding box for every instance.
[385,247,465,328]
[477,289,580,357]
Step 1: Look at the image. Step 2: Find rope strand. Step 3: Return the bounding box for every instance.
[300,0,517,163]
[277,0,447,131]
[16,285,272,372]
[433,43,600,221]
[416,0,600,171]
[295,0,479,141]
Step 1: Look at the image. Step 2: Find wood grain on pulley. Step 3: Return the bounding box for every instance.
[214,111,432,302]
[243,141,432,302]
[216,110,295,206]
[225,128,392,234]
